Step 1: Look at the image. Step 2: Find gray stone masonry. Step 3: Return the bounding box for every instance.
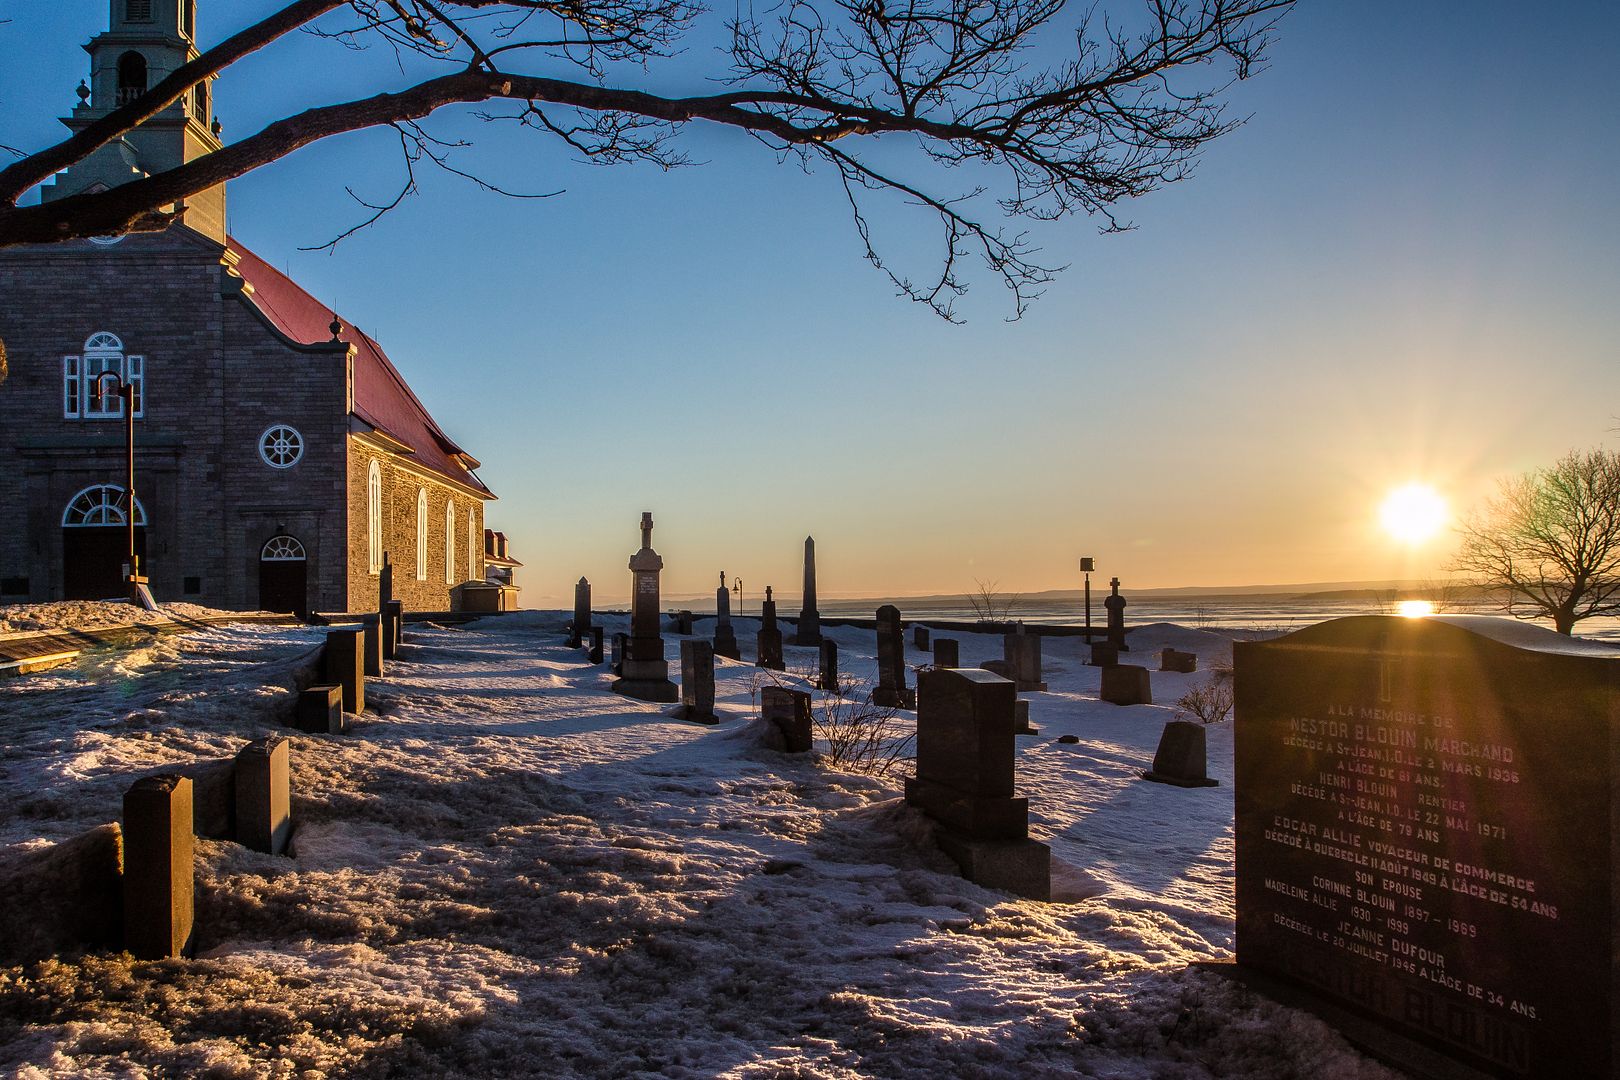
[323,628,365,713]
[873,605,913,709]
[1100,664,1152,706]
[761,686,813,752]
[679,640,718,724]
[904,668,1049,900]
[235,736,292,854]
[818,639,839,692]
[1003,633,1047,692]
[122,773,194,959]
[933,639,960,668]
[296,684,344,733]
[1142,721,1218,787]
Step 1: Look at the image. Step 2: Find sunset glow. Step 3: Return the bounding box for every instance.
[1379,484,1448,546]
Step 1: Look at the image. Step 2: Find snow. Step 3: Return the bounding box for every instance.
[0,611,1399,1078]
[0,600,267,640]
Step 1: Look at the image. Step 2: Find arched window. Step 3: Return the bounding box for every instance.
[367,460,382,574]
[415,489,428,581]
[468,509,477,583]
[444,499,456,584]
[261,535,306,561]
[62,484,147,527]
[116,52,147,106]
[64,331,143,419]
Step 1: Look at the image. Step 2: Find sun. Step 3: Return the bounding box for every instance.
[1379,483,1448,545]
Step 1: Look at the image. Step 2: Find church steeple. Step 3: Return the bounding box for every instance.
[41,0,226,243]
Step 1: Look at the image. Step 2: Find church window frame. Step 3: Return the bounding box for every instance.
[367,460,382,575]
[62,484,147,527]
[416,489,428,581]
[258,424,304,469]
[65,333,144,420]
[445,499,456,584]
[261,535,306,561]
[468,509,478,582]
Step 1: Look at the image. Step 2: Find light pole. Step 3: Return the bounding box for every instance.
[91,371,152,608]
[1080,556,1095,639]
[733,577,743,619]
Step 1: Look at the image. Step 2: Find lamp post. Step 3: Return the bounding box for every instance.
[733,577,743,619]
[91,371,149,607]
[1080,556,1095,638]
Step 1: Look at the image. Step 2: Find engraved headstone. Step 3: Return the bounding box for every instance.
[571,577,591,648]
[1004,633,1047,692]
[905,668,1049,899]
[612,514,678,702]
[761,686,813,752]
[296,684,344,734]
[873,605,914,708]
[714,572,740,660]
[795,536,822,646]
[122,774,194,959]
[1100,663,1151,705]
[933,638,960,669]
[818,639,839,691]
[679,640,718,724]
[1141,720,1216,787]
[1104,577,1128,651]
[756,586,785,671]
[1234,616,1620,1080]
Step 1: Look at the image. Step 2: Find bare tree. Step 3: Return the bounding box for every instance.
[0,0,1291,319]
[1450,449,1620,635]
[967,577,1022,623]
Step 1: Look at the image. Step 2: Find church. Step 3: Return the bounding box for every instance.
[0,0,507,616]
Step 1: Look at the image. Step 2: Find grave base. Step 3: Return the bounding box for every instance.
[1141,770,1219,788]
[613,677,679,703]
[872,686,916,710]
[935,830,1051,901]
[1015,680,1048,693]
[713,630,740,661]
[905,776,1028,839]
[675,704,719,725]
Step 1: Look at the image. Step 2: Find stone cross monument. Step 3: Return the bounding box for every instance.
[1104,577,1128,651]
[714,570,741,660]
[757,585,786,670]
[611,512,678,701]
[794,536,822,646]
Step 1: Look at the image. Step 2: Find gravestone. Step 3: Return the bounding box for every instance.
[612,513,678,702]
[610,632,627,676]
[979,658,1012,679]
[1141,721,1216,787]
[1004,633,1047,692]
[295,684,344,734]
[1089,641,1121,667]
[123,774,194,959]
[378,552,393,621]
[1100,664,1151,705]
[714,572,741,660]
[913,625,930,651]
[361,615,384,678]
[386,599,404,656]
[905,668,1049,899]
[323,628,365,714]
[675,610,694,635]
[1014,698,1039,736]
[819,639,839,692]
[235,736,292,854]
[678,640,718,724]
[795,536,822,645]
[873,605,914,708]
[1104,577,1129,650]
[933,638,960,669]
[761,686,813,752]
[1234,615,1620,1080]
[756,586,786,671]
[588,625,604,665]
[1161,647,1197,673]
[571,577,591,648]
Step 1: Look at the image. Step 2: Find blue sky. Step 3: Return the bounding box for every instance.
[4,1,1618,603]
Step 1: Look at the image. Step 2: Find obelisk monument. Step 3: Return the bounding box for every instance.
[612,512,678,701]
[794,535,822,646]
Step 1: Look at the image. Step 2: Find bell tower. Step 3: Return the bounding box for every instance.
[40,0,226,243]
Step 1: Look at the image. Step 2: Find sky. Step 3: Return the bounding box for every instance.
[4,1,1618,604]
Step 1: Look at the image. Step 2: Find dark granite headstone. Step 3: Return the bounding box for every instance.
[1234,616,1620,1080]
[1160,647,1197,673]
[613,514,677,702]
[1104,577,1128,651]
[1100,663,1151,705]
[295,684,344,734]
[361,615,384,678]
[122,774,194,959]
[588,626,605,665]
[873,605,914,709]
[679,640,718,724]
[913,625,931,651]
[933,638,960,669]
[610,632,627,676]
[1004,633,1047,692]
[714,574,741,660]
[761,686,813,752]
[818,639,838,692]
[1142,721,1216,787]
[979,658,1012,679]
[674,610,694,635]
[378,553,393,619]
[1014,698,1038,736]
[905,668,1049,899]
[1089,641,1120,667]
[385,599,404,656]
[235,736,292,854]
[323,628,365,713]
[795,537,822,646]
[757,587,785,671]
[570,577,591,648]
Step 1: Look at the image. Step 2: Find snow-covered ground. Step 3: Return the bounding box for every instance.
[0,612,1399,1078]
[0,600,267,640]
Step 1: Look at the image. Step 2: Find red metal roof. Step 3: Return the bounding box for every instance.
[226,238,493,498]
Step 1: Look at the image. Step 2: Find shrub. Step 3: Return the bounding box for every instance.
[1173,680,1233,725]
